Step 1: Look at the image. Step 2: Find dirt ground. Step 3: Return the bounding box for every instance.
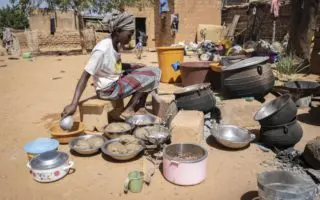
[0,52,319,200]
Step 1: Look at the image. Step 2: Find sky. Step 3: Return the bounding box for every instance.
[0,0,10,8]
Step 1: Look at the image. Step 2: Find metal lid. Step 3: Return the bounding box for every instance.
[222,56,269,71]
[174,83,211,95]
[29,150,69,170]
[24,138,59,154]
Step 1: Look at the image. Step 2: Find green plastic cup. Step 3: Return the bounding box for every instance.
[124,171,144,193]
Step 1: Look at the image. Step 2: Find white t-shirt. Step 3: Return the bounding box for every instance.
[84,37,122,90]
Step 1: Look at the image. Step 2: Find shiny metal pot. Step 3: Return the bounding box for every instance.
[254,94,297,126]
[27,151,74,183]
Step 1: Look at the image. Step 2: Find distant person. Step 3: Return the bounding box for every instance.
[2,28,13,54]
[136,30,148,59]
[61,10,161,119]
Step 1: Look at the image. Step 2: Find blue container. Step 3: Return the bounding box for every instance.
[24,138,59,160]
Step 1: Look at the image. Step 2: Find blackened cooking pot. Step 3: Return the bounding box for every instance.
[222,57,275,98]
[174,83,216,114]
[260,118,303,149]
[254,94,297,126]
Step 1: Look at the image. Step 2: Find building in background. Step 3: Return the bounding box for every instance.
[154,0,222,47]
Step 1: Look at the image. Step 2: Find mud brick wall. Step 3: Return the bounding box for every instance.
[174,0,222,43]
[154,0,222,47]
[14,32,29,51]
[154,0,176,47]
[222,3,320,42]
[37,31,81,51]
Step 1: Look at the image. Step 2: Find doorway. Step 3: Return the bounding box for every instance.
[135,17,147,46]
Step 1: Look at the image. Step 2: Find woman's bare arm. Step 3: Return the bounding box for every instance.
[61,70,91,118]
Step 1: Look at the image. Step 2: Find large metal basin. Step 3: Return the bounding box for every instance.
[212,124,256,149]
[257,171,317,200]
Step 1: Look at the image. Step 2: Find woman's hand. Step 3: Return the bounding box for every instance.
[61,104,77,118]
[131,63,146,69]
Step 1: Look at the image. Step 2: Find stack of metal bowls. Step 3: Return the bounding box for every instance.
[254,94,302,149]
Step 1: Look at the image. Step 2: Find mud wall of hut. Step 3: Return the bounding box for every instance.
[222,3,320,43]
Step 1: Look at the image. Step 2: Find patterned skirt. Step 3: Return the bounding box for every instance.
[97,66,161,100]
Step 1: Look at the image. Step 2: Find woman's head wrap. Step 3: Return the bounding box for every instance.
[102,9,135,32]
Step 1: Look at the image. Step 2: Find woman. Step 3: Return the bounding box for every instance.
[61,10,161,119]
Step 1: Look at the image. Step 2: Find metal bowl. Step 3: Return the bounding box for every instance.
[59,116,74,131]
[101,138,145,161]
[133,125,170,144]
[212,124,255,149]
[254,94,297,126]
[126,114,157,126]
[257,171,317,200]
[69,134,106,155]
[103,122,134,139]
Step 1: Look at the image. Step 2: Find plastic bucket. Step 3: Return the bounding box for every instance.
[157,46,184,83]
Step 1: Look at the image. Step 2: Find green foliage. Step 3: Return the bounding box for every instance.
[19,0,154,14]
[276,54,309,76]
[0,0,29,37]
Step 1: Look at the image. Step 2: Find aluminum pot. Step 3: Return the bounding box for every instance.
[163,144,208,185]
[222,57,275,98]
[260,118,303,149]
[27,151,74,183]
[254,94,297,126]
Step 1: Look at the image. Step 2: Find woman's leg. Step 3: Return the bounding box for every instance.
[122,92,144,116]
[135,93,148,110]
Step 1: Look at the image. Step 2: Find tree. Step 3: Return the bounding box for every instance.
[0,0,29,38]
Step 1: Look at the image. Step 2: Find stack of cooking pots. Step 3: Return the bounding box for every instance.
[254,94,303,149]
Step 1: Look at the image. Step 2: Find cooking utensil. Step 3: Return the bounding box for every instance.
[222,56,269,71]
[257,171,317,200]
[126,115,158,127]
[49,122,85,144]
[59,116,74,131]
[133,125,170,144]
[260,118,303,149]
[174,83,217,114]
[284,81,320,96]
[179,62,212,87]
[27,150,74,183]
[211,124,256,149]
[222,57,274,98]
[101,138,145,161]
[254,94,297,126]
[69,134,105,155]
[103,122,134,139]
[174,83,211,95]
[163,143,208,185]
[24,138,59,161]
